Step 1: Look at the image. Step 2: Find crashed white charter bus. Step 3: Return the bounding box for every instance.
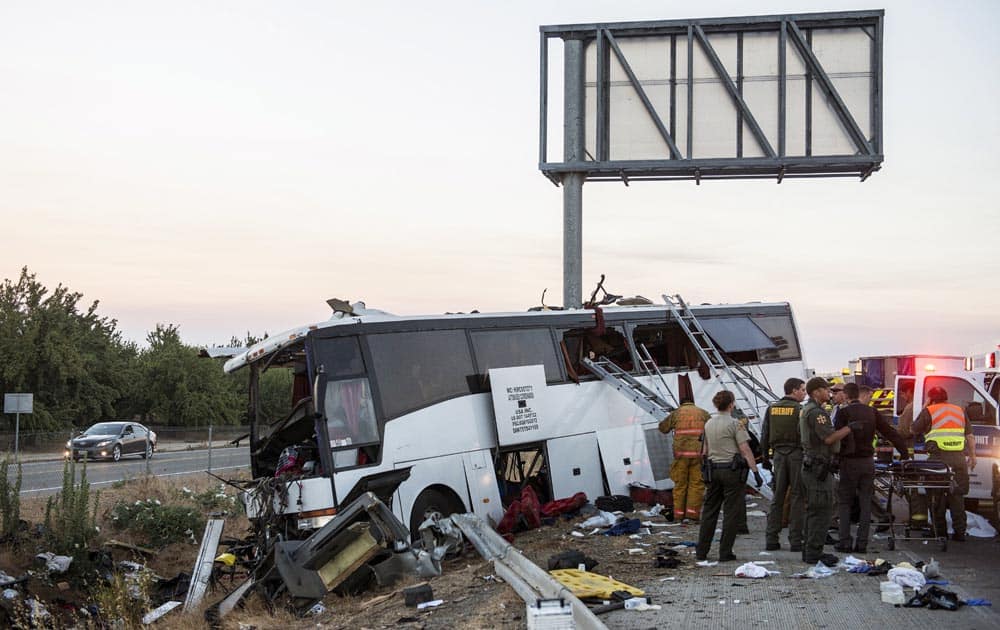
[224,298,808,536]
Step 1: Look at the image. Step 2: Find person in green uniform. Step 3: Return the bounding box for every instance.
[800,377,851,565]
[696,390,764,563]
[761,377,807,551]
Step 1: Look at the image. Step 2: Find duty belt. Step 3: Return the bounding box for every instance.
[772,443,801,452]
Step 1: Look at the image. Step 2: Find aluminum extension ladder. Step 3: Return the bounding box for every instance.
[636,343,680,409]
[581,356,676,420]
[662,293,778,422]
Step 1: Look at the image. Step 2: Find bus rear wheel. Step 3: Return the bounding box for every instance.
[409,487,463,543]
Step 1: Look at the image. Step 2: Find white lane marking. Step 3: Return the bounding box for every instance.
[14,448,249,468]
[19,465,249,494]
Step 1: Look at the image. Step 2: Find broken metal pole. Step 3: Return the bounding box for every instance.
[184,519,225,612]
[451,513,607,630]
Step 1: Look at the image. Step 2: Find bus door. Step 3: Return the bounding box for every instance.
[596,425,655,495]
[309,335,381,477]
[461,449,505,525]
[546,433,605,501]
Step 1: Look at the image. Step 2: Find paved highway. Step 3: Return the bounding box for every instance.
[16,446,250,495]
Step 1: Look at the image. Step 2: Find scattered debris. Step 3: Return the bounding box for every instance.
[546,550,598,571]
[403,583,435,607]
[416,599,444,610]
[888,567,926,590]
[183,518,225,612]
[904,585,964,611]
[35,552,72,574]
[840,555,868,570]
[578,511,619,529]
[497,486,542,535]
[623,596,660,611]
[604,519,641,536]
[946,512,997,538]
[923,558,941,578]
[142,600,182,624]
[417,511,466,574]
[595,495,634,512]
[271,493,411,606]
[734,562,772,578]
[792,563,836,579]
[105,539,156,556]
[540,492,588,518]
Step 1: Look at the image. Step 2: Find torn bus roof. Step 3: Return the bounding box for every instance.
[223,298,794,374]
[198,346,243,359]
[223,302,399,373]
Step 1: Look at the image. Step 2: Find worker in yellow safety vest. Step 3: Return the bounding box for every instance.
[912,386,976,541]
[659,397,711,522]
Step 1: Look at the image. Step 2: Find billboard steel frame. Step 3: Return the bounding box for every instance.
[539,10,884,184]
[538,10,884,308]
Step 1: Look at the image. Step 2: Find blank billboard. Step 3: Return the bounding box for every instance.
[540,11,884,183]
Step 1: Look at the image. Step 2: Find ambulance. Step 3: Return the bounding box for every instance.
[892,367,1000,509]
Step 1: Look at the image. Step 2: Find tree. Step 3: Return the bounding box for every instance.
[0,268,136,430]
[135,324,243,426]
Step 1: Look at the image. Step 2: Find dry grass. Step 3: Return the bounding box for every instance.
[1,470,253,629]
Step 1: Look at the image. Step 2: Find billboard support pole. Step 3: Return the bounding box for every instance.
[563,37,586,309]
[13,412,19,459]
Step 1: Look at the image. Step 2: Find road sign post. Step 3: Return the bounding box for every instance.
[3,393,33,458]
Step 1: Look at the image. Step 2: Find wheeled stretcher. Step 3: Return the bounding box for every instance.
[873,459,954,552]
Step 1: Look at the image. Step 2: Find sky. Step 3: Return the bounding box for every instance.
[1,1,998,372]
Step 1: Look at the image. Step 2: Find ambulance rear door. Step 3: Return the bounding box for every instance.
[919,373,999,501]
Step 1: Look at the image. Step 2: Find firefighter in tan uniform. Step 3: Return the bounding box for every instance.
[659,397,711,521]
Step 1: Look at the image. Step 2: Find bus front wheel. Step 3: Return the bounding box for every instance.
[409,487,464,543]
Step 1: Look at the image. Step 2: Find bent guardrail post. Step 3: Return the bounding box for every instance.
[451,513,607,630]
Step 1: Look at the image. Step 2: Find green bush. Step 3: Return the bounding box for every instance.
[110,499,205,547]
[177,483,239,512]
[0,456,22,540]
[92,568,154,628]
[44,458,99,560]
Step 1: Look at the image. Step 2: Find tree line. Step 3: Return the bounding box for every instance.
[0,267,288,430]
